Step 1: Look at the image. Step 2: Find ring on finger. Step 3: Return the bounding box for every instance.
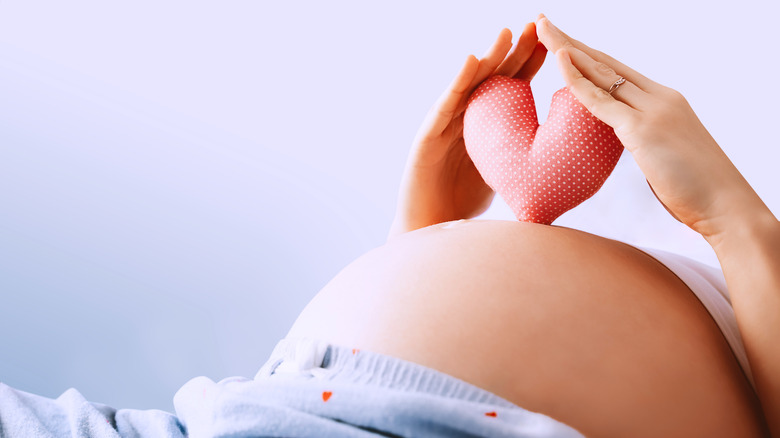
[608,76,626,95]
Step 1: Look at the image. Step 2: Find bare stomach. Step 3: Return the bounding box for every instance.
[286,219,766,437]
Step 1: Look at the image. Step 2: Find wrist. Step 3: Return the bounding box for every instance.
[387,217,411,240]
[388,213,441,240]
[704,204,779,256]
[387,212,432,241]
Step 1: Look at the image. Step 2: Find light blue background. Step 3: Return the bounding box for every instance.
[1,1,778,412]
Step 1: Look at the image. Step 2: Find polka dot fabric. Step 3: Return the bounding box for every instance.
[463,75,624,225]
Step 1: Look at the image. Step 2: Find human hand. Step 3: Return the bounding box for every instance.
[388,23,547,239]
[535,15,775,242]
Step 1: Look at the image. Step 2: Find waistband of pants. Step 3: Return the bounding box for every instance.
[255,336,518,409]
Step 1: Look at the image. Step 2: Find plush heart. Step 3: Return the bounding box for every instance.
[463,75,624,225]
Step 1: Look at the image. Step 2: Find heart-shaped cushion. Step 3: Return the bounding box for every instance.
[463,75,624,225]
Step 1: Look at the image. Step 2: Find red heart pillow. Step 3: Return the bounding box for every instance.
[463,75,624,225]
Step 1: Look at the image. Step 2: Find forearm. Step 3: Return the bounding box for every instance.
[707,205,780,436]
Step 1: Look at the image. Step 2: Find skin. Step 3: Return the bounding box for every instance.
[287,219,766,437]
[291,16,780,437]
[535,16,780,435]
[388,23,546,237]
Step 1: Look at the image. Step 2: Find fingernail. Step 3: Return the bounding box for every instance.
[535,14,553,27]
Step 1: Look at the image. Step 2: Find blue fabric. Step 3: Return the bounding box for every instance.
[0,384,184,437]
[0,337,584,437]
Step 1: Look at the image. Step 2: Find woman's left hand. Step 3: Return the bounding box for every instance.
[388,23,547,239]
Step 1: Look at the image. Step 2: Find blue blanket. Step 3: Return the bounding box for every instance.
[0,376,584,437]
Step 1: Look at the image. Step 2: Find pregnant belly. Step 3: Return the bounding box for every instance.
[285,220,766,437]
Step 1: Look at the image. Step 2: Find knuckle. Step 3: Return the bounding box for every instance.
[661,86,686,103]
[593,87,612,100]
[595,62,615,76]
[588,88,612,115]
[671,90,688,105]
[654,87,690,118]
[588,101,604,117]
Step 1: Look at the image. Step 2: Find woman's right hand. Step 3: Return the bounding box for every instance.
[389,23,547,238]
[535,15,775,244]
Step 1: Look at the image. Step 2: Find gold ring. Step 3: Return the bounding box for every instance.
[608,77,626,95]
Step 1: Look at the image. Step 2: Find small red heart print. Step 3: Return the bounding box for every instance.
[322,391,332,402]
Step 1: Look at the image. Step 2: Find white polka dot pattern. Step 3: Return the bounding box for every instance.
[463,75,624,225]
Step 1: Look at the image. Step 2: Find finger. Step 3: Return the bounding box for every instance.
[514,41,548,81]
[565,46,649,110]
[494,22,538,77]
[418,54,480,139]
[556,48,638,133]
[536,16,657,92]
[464,28,513,95]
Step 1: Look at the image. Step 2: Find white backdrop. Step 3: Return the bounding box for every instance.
[1,0,778,411]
